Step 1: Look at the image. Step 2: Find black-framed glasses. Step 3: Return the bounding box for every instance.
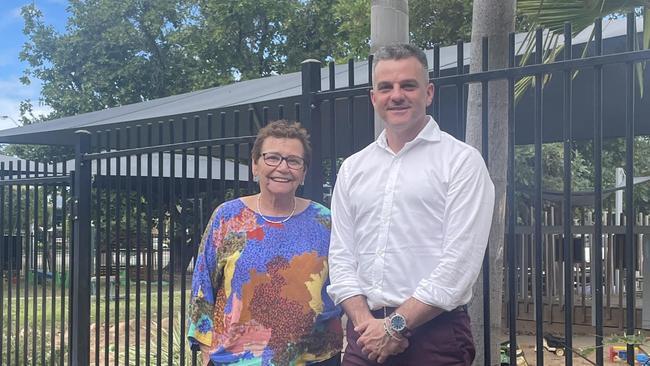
[262,152,306,170]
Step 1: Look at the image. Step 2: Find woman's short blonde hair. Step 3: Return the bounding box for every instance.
[251,120,312,169]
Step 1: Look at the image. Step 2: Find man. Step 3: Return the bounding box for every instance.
[327,44,495,365]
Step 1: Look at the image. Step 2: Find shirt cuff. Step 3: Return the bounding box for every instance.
[327,284,364,307]
[412,282,467,312]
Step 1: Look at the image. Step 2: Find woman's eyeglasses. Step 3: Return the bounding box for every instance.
[262,152,305,170]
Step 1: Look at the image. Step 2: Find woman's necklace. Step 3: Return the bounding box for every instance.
[256,194,296,224]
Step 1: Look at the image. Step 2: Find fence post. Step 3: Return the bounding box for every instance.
[300,59,323,203]
[71,130,91,366]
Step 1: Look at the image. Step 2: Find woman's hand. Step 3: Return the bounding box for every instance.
[200,345,211,366]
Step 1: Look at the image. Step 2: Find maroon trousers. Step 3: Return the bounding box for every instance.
[342,308,475,366]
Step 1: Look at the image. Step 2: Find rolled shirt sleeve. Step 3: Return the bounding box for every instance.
[327,161,365,305]
[413,149,495,310]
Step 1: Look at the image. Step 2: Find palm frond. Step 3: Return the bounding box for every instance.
[515,0,650,100]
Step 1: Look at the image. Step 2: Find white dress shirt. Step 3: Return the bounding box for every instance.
[327,117,495,311]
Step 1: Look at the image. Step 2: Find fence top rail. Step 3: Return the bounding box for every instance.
[83,134,257,161]
[433,48,650,86]
[315,85,371,101]
[0,175,72,186]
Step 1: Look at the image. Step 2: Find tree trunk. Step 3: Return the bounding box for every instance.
[465,1,515,365]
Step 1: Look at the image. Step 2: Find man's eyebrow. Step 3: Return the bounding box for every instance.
[400,79,419,84]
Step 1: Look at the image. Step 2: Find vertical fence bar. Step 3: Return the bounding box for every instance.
[115,128,122,366]
[146,123,154,366]
[104,131,112,366]
[50,163,57,366]
[456,40,465,140]
[562,22,574,366]
[15,161,22,366]
[24,162,31,366]
[60,161,68,366]
[168,119,176,366]
[263,107,269,126]
[135,125,143,366]
[158,121,165,366]
[329,60,336,92]
[71,130,91,366]
[16,162,23,366]
[207,114,214,210]
[367,54,375,142]
[329,61,338,190]
[180,117,188,366]
[625,14,636,366]
[7,161,14,366]
[534,27,545,366]
[433,44,441,122]
[507,31,518,366]
[94,132,103,366]
[32,162,39,364]
[480,36,491,366]
[234,111,240,197]
[295,103,301,134]
[301,59,323,202]
[278,104,285,120]
[41,165,47,366]
[68,168,76,366]
[192,115,202,366]
[125,126,132,366]
[347,59,356,151]
[593,18,604,366]
[220,113,227,204]
[248,109,255,195]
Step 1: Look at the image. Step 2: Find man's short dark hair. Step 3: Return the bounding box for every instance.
[372,44,429,81]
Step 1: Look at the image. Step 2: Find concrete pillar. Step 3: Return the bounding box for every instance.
[370,0,409,137]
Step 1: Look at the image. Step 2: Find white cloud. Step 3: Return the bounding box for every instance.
[0,75,51,131]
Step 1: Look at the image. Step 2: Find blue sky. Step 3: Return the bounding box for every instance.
[0,0,68,130]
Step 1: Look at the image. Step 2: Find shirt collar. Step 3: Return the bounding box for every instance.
[376,116,442,150]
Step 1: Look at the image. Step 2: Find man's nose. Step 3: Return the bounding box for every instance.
[389,86,405,101]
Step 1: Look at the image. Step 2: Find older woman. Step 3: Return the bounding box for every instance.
[188,120,342,366]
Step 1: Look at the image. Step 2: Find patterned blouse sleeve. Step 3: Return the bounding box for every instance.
[187,206,222,349]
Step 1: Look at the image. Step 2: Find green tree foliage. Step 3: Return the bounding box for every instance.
[19,0,199,119]
[514,138,650,222]
[409,0,473,48]
[187,0,300,80]
[285,0,364,65]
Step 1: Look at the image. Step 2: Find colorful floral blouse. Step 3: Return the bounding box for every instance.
[187,198,342,366]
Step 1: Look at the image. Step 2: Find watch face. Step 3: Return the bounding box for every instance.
[390,314,407,332]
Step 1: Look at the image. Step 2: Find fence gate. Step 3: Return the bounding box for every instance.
[0,159,74,366]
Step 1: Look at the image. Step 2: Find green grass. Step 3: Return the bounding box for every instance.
[1,276,193,365]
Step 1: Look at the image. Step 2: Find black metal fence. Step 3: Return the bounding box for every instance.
[0,161,72,366]
[1,15,650,366]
